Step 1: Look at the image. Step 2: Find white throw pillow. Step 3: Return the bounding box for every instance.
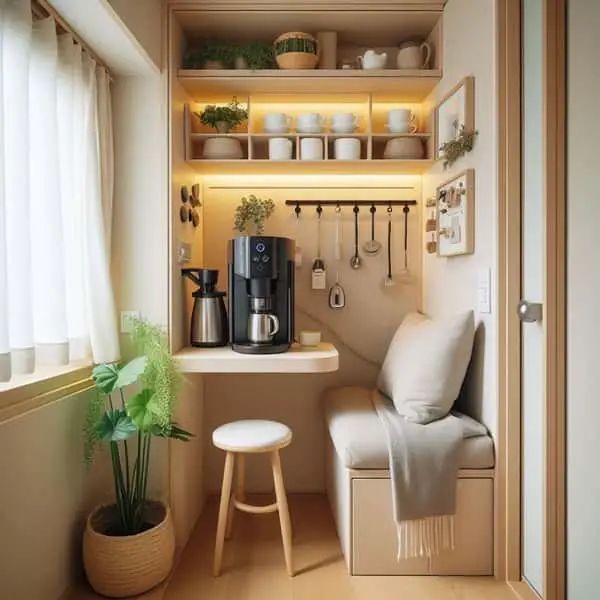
[376,311,475,424]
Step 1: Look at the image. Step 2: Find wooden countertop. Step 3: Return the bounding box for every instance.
[174,343,339,374]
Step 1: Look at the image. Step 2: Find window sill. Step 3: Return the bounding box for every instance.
[0,362,94,422]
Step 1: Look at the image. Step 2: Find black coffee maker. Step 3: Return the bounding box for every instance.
[228,236,295,354]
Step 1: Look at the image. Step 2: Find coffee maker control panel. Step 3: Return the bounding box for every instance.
[250,238,276,278]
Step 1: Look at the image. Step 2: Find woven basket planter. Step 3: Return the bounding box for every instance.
[274,32,319,69]
[83,501,175,598]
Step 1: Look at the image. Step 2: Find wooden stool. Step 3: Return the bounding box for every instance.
[212,419,293,577]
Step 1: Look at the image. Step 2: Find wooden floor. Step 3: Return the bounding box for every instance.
[70,494,518,600]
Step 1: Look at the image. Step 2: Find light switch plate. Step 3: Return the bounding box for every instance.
[120,311,140,334]
[477,268,492,314]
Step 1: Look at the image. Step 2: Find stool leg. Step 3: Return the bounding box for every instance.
[214,451,235,576]
[226,454,245,539]
[271,450,293,576]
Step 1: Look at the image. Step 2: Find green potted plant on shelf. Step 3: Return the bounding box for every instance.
[233,194,276,235]
[82,318,192,599]
[236,41,277,70]
[183,40,235,69]
[196,97,248,133]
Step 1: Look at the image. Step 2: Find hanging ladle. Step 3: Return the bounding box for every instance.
[384,205,395,287]
[363,204,382,256]
[350,204,362,269]
[329,206,346,309]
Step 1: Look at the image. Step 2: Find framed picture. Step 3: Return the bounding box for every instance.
[436,169,475,257]
[434,76,475,160]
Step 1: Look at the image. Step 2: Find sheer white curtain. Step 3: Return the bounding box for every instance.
[0,0,119,382]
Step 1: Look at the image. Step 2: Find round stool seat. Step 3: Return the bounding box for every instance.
[213,419,292,453]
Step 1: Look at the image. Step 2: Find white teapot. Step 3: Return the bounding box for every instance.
[357,49,387,70]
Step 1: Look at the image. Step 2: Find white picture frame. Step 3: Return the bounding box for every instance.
[434,76,475,160]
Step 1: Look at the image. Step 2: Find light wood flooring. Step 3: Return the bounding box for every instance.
[72,494,519,600]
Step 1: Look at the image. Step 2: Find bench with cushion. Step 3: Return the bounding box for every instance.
[324,385,495,576]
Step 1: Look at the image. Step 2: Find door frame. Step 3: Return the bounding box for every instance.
[496,0,566,598]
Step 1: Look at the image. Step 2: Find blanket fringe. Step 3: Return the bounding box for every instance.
[396,515,455,560]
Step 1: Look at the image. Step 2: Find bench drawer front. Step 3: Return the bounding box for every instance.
[352,477,493,575]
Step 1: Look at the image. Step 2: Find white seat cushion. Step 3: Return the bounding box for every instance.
[324,386,494,470]
[212,419,292,452]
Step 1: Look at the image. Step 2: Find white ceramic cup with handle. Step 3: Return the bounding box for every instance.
[268,137,293,161]
[331,112,357,133]
[300,137,324,160]
[264,112,291,133]
[386,108,418,134]
[297,113,325,133]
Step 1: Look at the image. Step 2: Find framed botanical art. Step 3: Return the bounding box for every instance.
[434,76,475,160]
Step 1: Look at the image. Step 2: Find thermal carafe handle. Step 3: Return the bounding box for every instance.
[268,314,280,336]
[181,268,202,287]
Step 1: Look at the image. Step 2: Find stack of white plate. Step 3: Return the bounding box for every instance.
[203,137,244,160]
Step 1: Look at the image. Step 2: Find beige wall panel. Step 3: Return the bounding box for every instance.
[199,176,422,493]
[422,0,498,437]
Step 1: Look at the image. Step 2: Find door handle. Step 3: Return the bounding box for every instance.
[517,300,543,323]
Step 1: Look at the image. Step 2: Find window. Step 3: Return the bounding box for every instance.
[0,0,119,388]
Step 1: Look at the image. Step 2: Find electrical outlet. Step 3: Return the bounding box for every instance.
[177,241,192,264]
[120,311,140,334]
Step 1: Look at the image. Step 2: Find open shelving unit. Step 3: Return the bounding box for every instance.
[183,92,436,173]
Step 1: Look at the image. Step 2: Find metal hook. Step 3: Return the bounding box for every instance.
[294,202,301,218]
[403,205,410,215]
[370,204,376,215]
[353,204,359,214]
[316,204,323,218]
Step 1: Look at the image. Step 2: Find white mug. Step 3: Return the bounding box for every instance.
[300,137,323,160]
[331,112,357,133]
[334,137,361,160]
[297,113,324,132]
[264,112,291,132]
[269,137,293,161]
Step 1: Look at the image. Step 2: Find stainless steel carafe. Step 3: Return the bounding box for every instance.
[182,268,228,347]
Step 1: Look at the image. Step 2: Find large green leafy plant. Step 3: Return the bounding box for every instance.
[85,319,191,536]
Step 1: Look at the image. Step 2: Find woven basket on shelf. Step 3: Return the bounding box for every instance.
[274,32,319,69]
[83,501,175,598]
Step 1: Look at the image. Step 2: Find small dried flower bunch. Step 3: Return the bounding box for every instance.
[439,120,478,168]
[233,195,275,235]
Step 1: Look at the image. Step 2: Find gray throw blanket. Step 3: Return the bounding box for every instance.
[372,389,487,560]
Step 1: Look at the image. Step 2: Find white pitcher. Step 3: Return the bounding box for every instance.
[357,49,387,70]
[396,41,432,69]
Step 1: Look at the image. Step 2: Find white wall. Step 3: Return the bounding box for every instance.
[422,0,498,437]
[567,1,600,597]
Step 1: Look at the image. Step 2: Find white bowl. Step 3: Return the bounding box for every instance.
[203,137,244,159]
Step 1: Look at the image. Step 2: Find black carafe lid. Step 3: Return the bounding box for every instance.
[182,268,226,298]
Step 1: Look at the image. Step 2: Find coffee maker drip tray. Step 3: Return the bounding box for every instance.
[232,342,291,355]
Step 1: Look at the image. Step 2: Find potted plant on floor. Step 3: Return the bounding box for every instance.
[82,319,192,598]
[196,97,248,133]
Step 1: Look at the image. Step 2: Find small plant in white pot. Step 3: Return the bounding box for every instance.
[83,319,191,598]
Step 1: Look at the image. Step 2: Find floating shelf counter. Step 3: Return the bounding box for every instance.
[178,69,442,101]
[174,343,339,374]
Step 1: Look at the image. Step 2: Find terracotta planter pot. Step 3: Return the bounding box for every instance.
[83,501,175,598]
[276,52,318,70]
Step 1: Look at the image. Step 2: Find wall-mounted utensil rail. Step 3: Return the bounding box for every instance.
[285,200,417,210]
